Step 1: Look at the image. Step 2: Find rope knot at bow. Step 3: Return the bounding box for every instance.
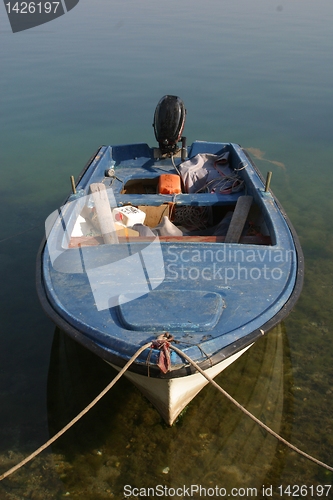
[150,333,175,374]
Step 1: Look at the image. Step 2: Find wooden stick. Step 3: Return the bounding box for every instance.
[265,171,272,192]
[224,195,253,243]
[70,175,76,194]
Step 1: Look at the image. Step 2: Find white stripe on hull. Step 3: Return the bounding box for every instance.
[111,344,253,425]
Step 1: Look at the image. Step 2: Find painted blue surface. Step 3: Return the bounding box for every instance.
[118,290,225,333]
[41,142,299,371]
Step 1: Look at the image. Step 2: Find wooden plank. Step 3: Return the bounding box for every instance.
[89,183,119,244]
[224,195,253,243]
[69,233,271,248]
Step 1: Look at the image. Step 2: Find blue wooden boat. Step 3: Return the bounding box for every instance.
[37,96,303,425]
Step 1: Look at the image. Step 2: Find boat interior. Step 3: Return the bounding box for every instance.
[69,143,274,248]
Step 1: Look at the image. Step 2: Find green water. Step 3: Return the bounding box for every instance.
[1,0,333,498]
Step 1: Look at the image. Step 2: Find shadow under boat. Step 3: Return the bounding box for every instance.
[47,322,293,492]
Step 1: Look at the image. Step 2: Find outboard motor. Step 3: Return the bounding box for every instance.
[153,95,186,156]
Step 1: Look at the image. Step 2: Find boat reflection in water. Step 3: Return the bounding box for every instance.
[47,323,292,496]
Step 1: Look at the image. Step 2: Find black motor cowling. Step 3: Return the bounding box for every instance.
[153,95,186,155]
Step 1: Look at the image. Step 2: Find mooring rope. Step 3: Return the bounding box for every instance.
[1,340,332,481]
[0,224,42,244]
[169,344,333,473]
[0,342,152,482]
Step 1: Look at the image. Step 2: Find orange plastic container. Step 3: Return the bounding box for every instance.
[158,174,182,195]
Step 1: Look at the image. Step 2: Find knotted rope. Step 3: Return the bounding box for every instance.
[1,338,332,481]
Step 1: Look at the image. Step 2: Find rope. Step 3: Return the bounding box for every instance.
[2,339,332,480]
[0,342,152,482]
[169,344,333,473]
[0,224,42,244]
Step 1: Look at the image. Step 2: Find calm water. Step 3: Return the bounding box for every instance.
[1,0,333,498]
